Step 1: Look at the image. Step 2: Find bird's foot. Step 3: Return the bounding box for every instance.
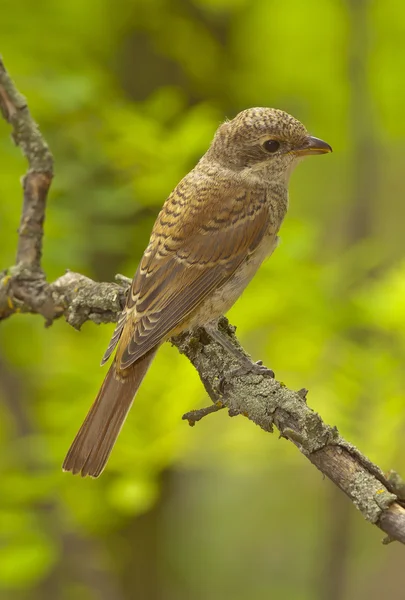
[230,359,275,379]
[219,359,274,393]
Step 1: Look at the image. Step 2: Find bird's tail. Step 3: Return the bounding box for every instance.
[62,348,157,477]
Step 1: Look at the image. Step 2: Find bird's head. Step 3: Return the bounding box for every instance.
[207,107,332,184]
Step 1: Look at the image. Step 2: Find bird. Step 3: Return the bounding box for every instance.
[63,107,332,477]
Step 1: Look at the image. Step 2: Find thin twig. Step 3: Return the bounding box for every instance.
[182,402,225,425]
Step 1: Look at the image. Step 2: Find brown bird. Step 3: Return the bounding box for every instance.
[63,107,331,477]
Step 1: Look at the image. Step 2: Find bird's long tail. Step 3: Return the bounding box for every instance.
[62,348,157,477]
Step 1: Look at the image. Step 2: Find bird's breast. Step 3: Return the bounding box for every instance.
[184,230,279,329]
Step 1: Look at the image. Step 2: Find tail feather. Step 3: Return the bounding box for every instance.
[63,348,157,477]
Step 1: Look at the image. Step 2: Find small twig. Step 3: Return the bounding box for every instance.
[115,273,133,286]
[182,402,224,426]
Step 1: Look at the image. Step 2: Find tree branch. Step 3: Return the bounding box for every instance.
[1,56,405,545]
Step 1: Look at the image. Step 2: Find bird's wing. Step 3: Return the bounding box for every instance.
[102,175,269,369]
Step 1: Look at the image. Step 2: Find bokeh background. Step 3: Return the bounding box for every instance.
[1,0,405,598]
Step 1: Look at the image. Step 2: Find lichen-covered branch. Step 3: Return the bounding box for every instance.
[174,321,405,542]
[1,56,405,545]
[0,268,127,328]
[0,56,53,269]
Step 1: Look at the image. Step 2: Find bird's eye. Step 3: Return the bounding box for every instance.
[263,139,280,153]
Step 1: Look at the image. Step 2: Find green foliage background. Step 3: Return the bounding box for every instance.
[1,0,405,598]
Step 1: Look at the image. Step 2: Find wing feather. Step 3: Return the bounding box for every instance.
[102,175,269,370]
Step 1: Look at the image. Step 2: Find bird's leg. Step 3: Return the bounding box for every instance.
[203,322,275,379]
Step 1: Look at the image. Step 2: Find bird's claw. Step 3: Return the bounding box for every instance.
[232,359,275,379]
[219,360,275,393]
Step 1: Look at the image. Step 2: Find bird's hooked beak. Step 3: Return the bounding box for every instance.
[294,136,332,156]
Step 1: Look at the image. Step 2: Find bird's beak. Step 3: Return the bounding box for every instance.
[294,136,332,156]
